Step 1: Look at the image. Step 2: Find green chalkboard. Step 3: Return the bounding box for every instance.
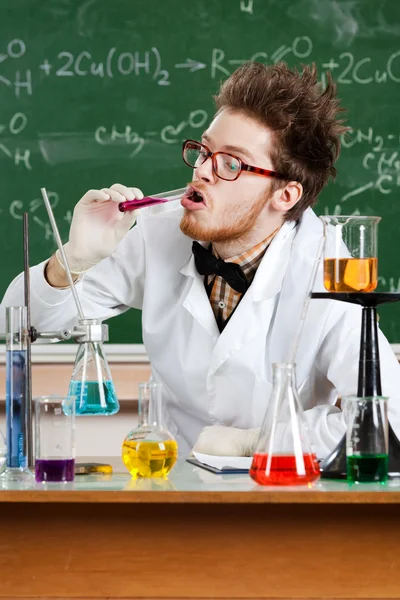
[1,0,400,343]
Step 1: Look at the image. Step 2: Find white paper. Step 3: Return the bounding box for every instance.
[193,452,252,471]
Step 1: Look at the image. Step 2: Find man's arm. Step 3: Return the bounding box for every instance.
[0,213,147,336]
[44,253,79,289]
[193,303,400,460]
[0,183,146,335]
[315,302,400,444]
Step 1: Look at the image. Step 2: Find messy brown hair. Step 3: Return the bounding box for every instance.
[214,62,348,221]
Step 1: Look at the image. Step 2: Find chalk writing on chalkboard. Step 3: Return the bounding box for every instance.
[1,32,400,286]
[2,35,400,98]
[340,129,400,203]
[3,106,399,233]
[240,0,254,15]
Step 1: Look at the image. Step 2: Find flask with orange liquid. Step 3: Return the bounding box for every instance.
[250,363,320,486]
[321,216,380,293]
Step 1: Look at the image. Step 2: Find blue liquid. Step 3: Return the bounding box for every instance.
[5,350,27,468]
[68,380,119,416]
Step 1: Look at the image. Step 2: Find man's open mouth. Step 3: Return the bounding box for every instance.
[186,186,205,204]
[181,186,208,211]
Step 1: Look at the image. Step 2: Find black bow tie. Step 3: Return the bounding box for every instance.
[192,241,249,294]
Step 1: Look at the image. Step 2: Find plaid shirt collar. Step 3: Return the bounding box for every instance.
[206,228,280,332]
[211,227,280,283]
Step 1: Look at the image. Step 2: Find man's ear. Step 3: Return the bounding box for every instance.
[270,181,303,214]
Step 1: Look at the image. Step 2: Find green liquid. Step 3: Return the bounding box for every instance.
[347,454,388,483]
[69,380,120,416]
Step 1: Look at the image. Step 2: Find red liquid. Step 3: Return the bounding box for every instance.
[250,453,320,486]
[118,197,168,212]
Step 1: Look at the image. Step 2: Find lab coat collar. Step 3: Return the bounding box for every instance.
[269,208,325,386]
[179,219,297,297]
[178,220,299,373]
[207,220,298,375]
[179,251,220,338]
[250,220,297,301]
[179,241,206,277]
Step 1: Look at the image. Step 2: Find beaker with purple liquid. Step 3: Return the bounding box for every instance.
[34,396,76,483]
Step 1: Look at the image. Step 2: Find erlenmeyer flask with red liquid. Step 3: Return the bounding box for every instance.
[250,363,320,486]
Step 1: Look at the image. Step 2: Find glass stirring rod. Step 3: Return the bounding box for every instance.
[118,187,186,212]
[40,188,107,409]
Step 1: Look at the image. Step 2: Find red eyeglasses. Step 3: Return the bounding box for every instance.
[182,139,287,182]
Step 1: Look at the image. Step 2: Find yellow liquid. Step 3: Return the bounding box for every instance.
[122,440,178,478]
[324,258,377,292]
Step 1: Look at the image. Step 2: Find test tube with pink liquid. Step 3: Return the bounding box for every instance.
[118,187,186,212]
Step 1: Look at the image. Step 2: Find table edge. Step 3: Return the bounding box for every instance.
[1,490,400,503]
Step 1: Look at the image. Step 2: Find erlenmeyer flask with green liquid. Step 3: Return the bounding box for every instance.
[68,319,119,416]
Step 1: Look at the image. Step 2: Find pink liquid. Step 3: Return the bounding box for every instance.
[250,453,320,486]
[118,196,168,212]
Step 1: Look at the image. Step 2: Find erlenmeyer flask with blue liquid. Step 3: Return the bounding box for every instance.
[68,318,119,416]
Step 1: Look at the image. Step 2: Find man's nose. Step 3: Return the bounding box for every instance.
[194,156,217,183]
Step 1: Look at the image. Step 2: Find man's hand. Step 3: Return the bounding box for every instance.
[60,183,143,275]
[192,425,260,457]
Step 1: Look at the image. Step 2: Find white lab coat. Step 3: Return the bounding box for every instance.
[2,202,400,458]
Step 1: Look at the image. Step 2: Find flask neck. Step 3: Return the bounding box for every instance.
[72,342,110,377]
[272,363,296,388]
[139,395,149,427]
[74,340,101,360]
[138,383,163,428]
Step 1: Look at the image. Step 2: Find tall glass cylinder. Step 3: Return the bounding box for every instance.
[2,306,31,480]
[321,216,380,292]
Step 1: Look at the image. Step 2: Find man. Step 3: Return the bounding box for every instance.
[2,62,400,458]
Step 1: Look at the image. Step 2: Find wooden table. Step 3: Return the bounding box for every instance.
[1,457,400,600]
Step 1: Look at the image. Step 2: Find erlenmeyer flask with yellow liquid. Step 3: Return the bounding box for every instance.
[321,216,380,292]
[122,382,178,478]
[250,363,320,486]
[68,318,119,416]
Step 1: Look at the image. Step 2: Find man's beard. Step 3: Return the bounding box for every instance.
[180,188,271,243]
